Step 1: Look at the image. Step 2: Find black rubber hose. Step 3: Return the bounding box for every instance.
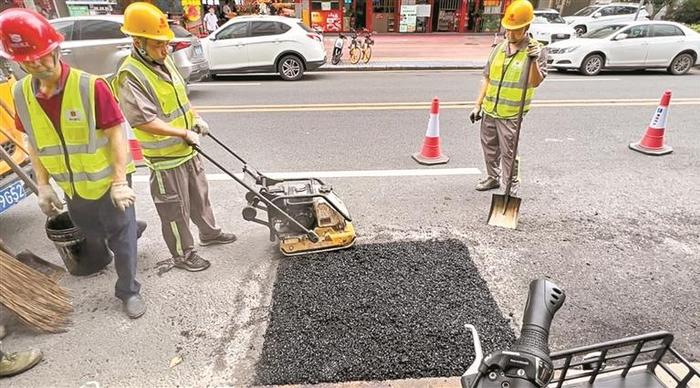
[513,279,566,362]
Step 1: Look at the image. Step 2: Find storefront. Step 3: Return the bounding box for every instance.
[303,0,511,33]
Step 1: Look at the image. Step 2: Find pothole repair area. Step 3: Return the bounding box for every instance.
[254,239,516,385]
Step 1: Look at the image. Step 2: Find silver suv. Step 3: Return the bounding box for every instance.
[12,16,209,84]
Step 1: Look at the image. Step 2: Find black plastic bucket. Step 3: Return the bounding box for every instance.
[45,212,111,276]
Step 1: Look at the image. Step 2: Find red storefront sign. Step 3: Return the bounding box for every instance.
[311,9,343,32]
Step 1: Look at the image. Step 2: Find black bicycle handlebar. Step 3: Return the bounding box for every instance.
[513,279,566,362]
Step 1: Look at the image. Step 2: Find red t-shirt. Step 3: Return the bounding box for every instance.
[15,62,124,134]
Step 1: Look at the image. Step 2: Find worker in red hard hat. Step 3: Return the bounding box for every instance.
[0,8,147,319]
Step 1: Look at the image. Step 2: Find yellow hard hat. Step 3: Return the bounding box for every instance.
[501,0,534,30]
[121,2,174,41]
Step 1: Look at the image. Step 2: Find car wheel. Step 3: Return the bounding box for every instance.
[667,53,694,75]
[574,25,586,36]
[580,54,603,76]
[278,55,304,81]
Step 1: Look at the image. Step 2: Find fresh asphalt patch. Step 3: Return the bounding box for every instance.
[254,239,516,385]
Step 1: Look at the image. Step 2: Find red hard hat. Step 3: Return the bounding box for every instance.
[0,8,64,62]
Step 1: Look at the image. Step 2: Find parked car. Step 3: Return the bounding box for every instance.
[0,61,33,216]
[564,2,649,36]
[201,15,326,81]
[11,16,209,84]
[547,21,700,76]
[529,9,576,45]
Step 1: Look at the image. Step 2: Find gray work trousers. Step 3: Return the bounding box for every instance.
[149,155,220,260]
[480,114,521,188]
[65,175,140,300]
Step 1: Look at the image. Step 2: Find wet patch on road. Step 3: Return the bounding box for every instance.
[254,239,515,385]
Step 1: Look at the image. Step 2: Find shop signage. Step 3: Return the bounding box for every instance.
[399,5,416,32]
[415,4,431,17]
[311,9,342,32]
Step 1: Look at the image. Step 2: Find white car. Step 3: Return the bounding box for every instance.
[529,9,576,45]
[201,16,326,81]
[564,2,649,36]
[547,21,700,76]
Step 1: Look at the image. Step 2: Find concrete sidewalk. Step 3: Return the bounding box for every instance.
[319,33,493,71]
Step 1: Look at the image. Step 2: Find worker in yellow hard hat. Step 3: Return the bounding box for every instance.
[114,2,237,273]
[468,0,547,195]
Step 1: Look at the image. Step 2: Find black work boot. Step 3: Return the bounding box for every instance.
[174,252,211,272]
[199,232,237,247]
[136,221,147,239]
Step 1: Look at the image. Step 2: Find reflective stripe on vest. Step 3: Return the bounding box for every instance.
[13,69,134,200]
[482,40,536,119]
[116,55,195,163]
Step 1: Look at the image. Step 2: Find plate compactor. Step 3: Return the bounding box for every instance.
[196,134,355,256]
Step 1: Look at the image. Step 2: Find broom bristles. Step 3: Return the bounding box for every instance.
[0,249,73,333]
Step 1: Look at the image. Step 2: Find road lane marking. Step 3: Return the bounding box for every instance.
[194,98,700,113]
[132,167,481,182]
[191,82,262,86]
[545,78,621,82]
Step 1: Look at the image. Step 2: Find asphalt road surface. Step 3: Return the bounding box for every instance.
[1,69,698,387]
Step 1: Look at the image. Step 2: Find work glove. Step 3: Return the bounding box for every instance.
[469,106,482,124]
[527,40,542,58]
[193,116,210,137]
[110,181,136,212]
[37,184,63,217]
[183,130,201,147]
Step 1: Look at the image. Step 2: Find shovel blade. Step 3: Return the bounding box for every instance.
[487,194,522,229]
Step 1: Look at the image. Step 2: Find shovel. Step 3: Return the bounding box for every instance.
[487,54,532,229]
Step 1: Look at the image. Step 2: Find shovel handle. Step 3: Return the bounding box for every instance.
[503,53,533,199]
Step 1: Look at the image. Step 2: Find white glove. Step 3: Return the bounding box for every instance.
[37,184,63,217]
[469,106,482,124]
[527,40,542,58]
[110,181,135,212]
[183,130,201,147]
[193,116,210,136]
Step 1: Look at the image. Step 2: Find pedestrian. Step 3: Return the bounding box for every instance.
[222,2,232,16]
[0,8,147,318]
[469,0,546,195]
[204,7,219,34]
[114,2,237,272]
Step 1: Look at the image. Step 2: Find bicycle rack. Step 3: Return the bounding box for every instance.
[549,331,699,388]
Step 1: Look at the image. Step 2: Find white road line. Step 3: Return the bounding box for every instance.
[546,78,621,82]
[132,167,481,182]
[191,82,262,86]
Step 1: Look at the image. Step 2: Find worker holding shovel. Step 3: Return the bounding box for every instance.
[469,0,548,196]
[0,8,146,318]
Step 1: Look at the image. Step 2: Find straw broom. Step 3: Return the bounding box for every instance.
[0,249,72,333]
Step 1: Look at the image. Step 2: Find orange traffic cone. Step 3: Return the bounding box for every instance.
[412,97,449,165]
[126,124,145,167]
[629,90,673,156]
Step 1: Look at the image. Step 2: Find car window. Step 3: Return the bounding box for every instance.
[279,22,291,33]
[574,6,598,16]
[217,22,248,40]
[51,20,76,41]
[533,13,565,24]
[652,24,684,37]
[599,6,615,16]
[77,20,126,40]
[583,24,626,38]
[624,6,639,14]
[169,24,193,38]
[250,21,281,37]
[620,25,649,39]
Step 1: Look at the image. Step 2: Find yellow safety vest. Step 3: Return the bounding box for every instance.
[115,55,195,170]
[13,68,135,200]
[482,39,538,120]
